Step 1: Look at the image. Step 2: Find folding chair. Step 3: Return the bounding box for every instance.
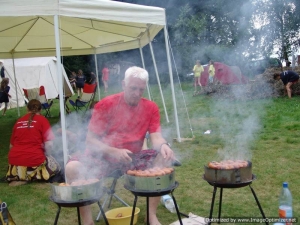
[23,87,40,102]
[23,86,53,117]
[69,83,97,114]
[96,169,130,221]
[39,86,53,117]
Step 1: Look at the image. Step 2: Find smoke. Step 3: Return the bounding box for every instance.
[210,93,266,161]
[51,112,90,168]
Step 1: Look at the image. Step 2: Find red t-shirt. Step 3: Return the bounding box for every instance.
[87,92,161,154]
[8,114,54,167]
[102,67,109,81]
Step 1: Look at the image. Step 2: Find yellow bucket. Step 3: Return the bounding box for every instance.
[105,207,140,225]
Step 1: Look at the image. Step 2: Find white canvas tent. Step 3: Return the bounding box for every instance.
[1,57,73,109]
[0,0,181,167]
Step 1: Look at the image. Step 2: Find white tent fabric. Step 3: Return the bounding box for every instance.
[0,0,165,58]
[1,57,73,109]
[0,0,181,168]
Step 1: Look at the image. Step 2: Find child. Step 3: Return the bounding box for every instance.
[0,78,11,116]
[76,69,85,97]
[208,60,215,84]
[69,71,77,90]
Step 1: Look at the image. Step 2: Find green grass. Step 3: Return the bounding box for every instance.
[0,83,299,225]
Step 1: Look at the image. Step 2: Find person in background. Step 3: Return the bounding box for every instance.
[274,70,299,99]
[208,60,215,84]
[0,78,11,116]
[0,61,5,79]
[65,66,175,225]
[69,71,77,90]
[76,69,85,97]
[85,72,96,85]
[102,65,109,93]
[5,99,61,186]
[192,60,204,94]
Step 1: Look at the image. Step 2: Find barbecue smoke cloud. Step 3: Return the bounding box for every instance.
[210,92,265,161]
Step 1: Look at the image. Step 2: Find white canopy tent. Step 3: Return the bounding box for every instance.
[1,57,73,109]
[0,0,181,168]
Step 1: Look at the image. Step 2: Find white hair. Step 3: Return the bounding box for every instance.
[124,66,149,85]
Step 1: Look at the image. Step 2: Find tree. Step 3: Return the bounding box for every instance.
[251,0,300,61]
[171,1,253,73]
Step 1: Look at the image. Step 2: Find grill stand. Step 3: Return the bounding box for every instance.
[124,181,183,225]
[50,196,108,225]
[205,175,268,225]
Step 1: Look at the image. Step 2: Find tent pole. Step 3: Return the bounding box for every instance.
[94,50,101,100]
[139,40,151,100]
[54,15,69,176]
[164,25,181,142]
[147,30,169,123]
[11,54,20,117]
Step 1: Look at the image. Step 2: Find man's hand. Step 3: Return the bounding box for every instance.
[112,148,133,164]
[160,143,174,161]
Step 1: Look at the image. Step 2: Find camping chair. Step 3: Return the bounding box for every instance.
[23,87,40,102]
[23,86,53,117]
[38,86,53,117]
[95,169,130,221]
[69,82,97,114]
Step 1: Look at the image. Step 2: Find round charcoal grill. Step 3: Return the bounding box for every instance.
[203,174,269,225]
[203,174,256,188]
[49,181,108,225]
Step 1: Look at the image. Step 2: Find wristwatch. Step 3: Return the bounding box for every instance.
[160,142,171,150]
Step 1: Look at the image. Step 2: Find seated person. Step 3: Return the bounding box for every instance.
[5,99,61,186]
[85,72,97,85]
[65,66,175,225]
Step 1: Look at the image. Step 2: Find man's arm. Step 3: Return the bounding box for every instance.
[85,130,132,163]
[149,132,174,161]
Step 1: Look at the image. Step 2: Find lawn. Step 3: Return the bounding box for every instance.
[0,82,299,225]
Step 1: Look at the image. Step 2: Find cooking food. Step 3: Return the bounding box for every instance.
[204,160,252,184]
[126,167,174,177]
[208,160,249,170]
[58,178,100,187]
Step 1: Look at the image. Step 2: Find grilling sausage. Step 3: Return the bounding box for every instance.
[208,160,249,169]
[127,168,174,177]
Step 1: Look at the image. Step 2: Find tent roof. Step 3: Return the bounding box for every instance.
[0,0,166,59]
[1,57,57,67]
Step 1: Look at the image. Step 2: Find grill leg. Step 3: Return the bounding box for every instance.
[208,186,217,225]
[218,188,223,223]
[170,192,183,225]
[76,207,81,225]
[130,195,138,225]
[249,185,268,225]
[147,197,150,225]
[97,201,109,225]
[54,206,61,225]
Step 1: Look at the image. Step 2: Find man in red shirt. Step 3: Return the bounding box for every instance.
[65,66,175,225]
